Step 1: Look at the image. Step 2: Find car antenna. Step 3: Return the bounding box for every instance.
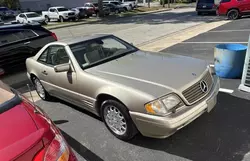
[27,84,35,104]
[27,84,39,113]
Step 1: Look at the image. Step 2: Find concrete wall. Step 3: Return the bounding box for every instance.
[19,0,94,11]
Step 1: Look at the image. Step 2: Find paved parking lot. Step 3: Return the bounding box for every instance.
[2,10,250,161]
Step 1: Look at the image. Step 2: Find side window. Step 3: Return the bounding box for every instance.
[0,30,36,45]
[39,46,69,66]
[38,48,49,63]
[20,14,25,18]
[49,8,55,12]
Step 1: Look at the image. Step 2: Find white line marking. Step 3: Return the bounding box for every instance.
[219,88,234,94]
[209,29,250,32]
[181,42,248,44]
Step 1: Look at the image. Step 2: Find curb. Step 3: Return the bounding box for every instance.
[46,8,172,30]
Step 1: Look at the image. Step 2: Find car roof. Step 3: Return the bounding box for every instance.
[0,23,42,30]
[60,34,112,45]
[22,12,37,14]
[52,6,66,8]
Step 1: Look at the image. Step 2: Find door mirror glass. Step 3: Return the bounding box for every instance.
[54,63,70,72]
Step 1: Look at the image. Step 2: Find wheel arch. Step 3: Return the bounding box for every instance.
[227,8,240,15]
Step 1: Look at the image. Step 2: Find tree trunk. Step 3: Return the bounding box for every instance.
[162,0,165,7]
[167,0,170,8]
[148,0,150,8]
[98,0,104,17]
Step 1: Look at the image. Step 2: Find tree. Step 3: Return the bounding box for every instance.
[148,0,150,8]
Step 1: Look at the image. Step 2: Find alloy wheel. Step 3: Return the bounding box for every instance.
[104,105,127,135]
[34,78,45,99]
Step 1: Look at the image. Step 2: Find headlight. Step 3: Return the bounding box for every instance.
[63,13,68,16]
[145,94,181,116]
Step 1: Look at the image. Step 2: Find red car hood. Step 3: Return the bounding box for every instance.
[0,102,44,161]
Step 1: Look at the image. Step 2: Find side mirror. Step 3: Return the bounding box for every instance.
[54,63,70,73]
[0,68,5,76]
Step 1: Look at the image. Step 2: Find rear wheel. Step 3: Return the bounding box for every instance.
[227,9,239,20]
[101,100,138,141]
[33,77,51,101]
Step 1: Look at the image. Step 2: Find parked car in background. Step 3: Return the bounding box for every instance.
[0,7,18,18]
[16,12,46,24]
[42,6,76,23]
[71,8,89,19]
[0,78,77,161]
[26,34,220,141]
[104,1,126,12]
[93,3,111,16]
[103,3,123,14]
[0,23,57,72]
[104,1,131,11]
[121,0,137,8]
[80,3,96,16]
[196,0,218,15]
[217,0,249,20]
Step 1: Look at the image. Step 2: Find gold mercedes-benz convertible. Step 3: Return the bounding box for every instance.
[26,34,220,140]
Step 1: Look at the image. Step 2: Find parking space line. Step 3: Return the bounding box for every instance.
[219,88,234,94]
[181,42,248,44]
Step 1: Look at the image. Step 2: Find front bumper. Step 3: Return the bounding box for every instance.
[130,75,220,139]
[196,8,217,12]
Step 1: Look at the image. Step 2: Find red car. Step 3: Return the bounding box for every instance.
[0,70,77,161]
[217,0,250,20]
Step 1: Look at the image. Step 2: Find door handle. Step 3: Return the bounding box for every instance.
[42,70,48,75]
[24,41,31,45]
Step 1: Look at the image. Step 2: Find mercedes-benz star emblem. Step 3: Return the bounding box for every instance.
[200,81,208,93]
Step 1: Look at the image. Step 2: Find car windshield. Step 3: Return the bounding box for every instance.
[57,8,69,12]
[26,13,40,18]
[70,36,138,69]
[93,3,98,7]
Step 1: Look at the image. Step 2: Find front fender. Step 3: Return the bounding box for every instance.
[95,85,154,113]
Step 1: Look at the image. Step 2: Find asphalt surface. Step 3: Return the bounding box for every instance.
[2,10,250,161]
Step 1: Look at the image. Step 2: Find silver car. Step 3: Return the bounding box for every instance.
[26,34,220,140]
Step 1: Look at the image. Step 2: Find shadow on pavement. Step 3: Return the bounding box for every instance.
[130,93,250,161]
[60,129,104,161]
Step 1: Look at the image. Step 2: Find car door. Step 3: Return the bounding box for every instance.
[37,45,78,102]
[0,29,35,71]
[49,8,57,19]
[237,0,250,13]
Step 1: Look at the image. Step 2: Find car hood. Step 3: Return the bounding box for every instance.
[60,11,75,14]
[86,51,208,97]
[0,98,43,160]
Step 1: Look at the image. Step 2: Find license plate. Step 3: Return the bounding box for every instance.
[207,96,217,112]
[203,5,207,8]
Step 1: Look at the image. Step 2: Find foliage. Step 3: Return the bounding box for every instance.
[0,0,20,9]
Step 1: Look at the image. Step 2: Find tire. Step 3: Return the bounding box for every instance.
[32,77,51,101]
[197,11,202,15]
[115,9,119,14]
[45,16,50,23]
[227,9,239,20]
[101,100,137,141]
[59,16,64,22]
[124,7,128,12]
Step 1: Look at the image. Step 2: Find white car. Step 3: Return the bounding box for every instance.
[16,12,46,24]
[42,6,76,23]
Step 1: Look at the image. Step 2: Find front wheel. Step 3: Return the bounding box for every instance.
[59,16,64,22]
[45,16,50,23]
[101,100,138,141]
[227,9,239,20]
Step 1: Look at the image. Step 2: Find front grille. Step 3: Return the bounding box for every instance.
[182,71,213,104]
[68,12,75,16]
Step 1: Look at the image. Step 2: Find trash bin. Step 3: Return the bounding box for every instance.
[214,44,247,78]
